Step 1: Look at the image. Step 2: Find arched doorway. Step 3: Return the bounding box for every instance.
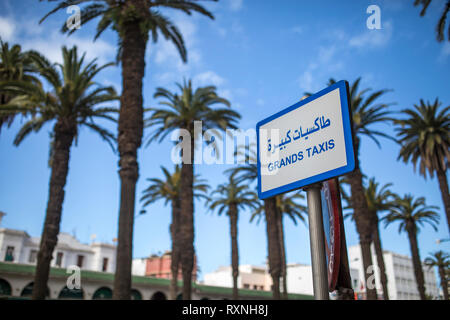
[20,282,49,298]
[200,297,210,300]
[58,286,84,299]
[92,287,112,300]
[0,279,12,296]
[131,289,142,300]
[176,293,183,300]
[151,291,167,300]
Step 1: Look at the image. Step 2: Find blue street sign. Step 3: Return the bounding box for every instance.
[256,80,355,199]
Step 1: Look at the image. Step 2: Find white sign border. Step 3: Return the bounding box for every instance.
[256,80,356,199]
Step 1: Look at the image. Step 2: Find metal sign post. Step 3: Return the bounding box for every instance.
[305,183,329,300]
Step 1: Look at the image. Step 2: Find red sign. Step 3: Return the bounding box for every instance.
[320,178,342,291]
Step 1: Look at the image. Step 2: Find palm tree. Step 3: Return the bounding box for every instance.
[414,0,450,42]
[252,192,307,300]
[0,46,118,299]
[395,99,450,233]
[424,250,450,300]
[147,79,240,299]
[0,40,39,130]
[342,177,394,300]
[40,0,216,300]
[207,175,258,299]
[226,144,283,299]
[308,77,394,299]
[276,194,306,300]
[384,194,440,300]
[140,165,209,299]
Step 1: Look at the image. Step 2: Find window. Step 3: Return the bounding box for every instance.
[253,285,258,290]
[4,246,14,262]
[56,252,63,267]
[243,284,250,289]
[102,258,109,272]
[29,250,38,263]
[76,255,84,268]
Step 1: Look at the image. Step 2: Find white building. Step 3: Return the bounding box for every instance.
[0,213,116,273]
[285,263,361,297]
[132,258,147,276]
[0,216,313,300]
[285,263,314,296]
[204,263,361,297]
[348,244,440,300]
[203,265,271,291]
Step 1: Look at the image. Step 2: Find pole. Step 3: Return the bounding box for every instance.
[304,183,329,300]
[333,178,355,300]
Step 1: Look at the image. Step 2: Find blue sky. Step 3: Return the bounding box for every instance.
[0,0,449,281]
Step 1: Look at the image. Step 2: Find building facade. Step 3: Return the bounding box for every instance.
[285,264,314,296]
[0,227,116,273]
[132,251,197,281]
[0,217,313,300]
[203,265,271,291]
[348,244,440,300]
[0,261,312,300]
[203,263,361,298]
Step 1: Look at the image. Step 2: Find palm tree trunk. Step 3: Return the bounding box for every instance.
[436,168,450,234]
[348,167,377,300]
[264,197,281,300]
[372,217,389,300]
[277,209,288,299]
[438,266,449,300]
[113,17,147,300]
[406,226,426,300]
[170,199,181,300]
[180,131,195,300]
[32,120,75,300]
[229,203,239,300]
[347,138,377,300]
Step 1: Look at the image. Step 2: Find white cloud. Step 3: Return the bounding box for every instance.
[193,71,241,107]
[217,27,227,37]
[21,31,115,65]
[443,43,450,56]
[349,20,393,49]
[0,16,16,41]
[438,42,450,62]
[218,88,233,102]
[155,39,182,64]
[194,71,225,87]
[154,72,178,85]
[102,79,121,94]
[298,69,316,93]
[0,14,114,65]
[291,26,303,35]
[318,46,336,64]
[229,0,243,11]
[235,88,247,97]
[152,13,202,74]
[231,21,244,34]
[297,44,343,93]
